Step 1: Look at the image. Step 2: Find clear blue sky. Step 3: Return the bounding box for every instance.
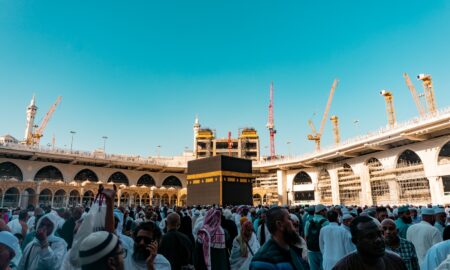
[1,1,450,157]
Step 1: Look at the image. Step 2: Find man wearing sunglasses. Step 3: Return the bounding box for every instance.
[126,221,171,270]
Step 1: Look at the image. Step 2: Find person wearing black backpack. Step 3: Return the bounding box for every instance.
[304,204,329,270]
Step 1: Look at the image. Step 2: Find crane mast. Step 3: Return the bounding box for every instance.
[266,82,276,158]
[330,115,340,145]
[32,96,62,145]
[380,90,396,128]
[403,73,425,117]
[417,74,437,115]
[307,79,338,151]
[227,131,232,156]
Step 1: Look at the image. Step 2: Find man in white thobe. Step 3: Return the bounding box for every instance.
[319,210,355,270]
[421,239,450,270]
[406,208,442,265]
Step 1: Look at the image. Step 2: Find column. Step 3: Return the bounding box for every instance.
[150,189,154,206]
[116,189,122,207]
[428,176,443,205]
[387,180,399,205]
[277,169,287,205]
[1,191,5,208]
[329,169,340,205]
[18,190,22,209]
[51,192,55,208]
[356,164,373,206]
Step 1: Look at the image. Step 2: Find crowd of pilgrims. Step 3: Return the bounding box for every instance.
[0,189,449,270]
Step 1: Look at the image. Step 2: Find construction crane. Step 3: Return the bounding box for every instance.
[403,73,425,117]
[330,115,340,145]
[266,82,276,158]
[380,90,396,128]
[417,73,437,115]
[31,96,62,145]
[227,131,232,156]
[307,79,338,151]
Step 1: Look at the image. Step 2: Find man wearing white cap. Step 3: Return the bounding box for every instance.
[406,208,442,265]
[0,231,21,270]
[78,231,125,270]
[319,210,355,270]
[434,207,446,235]
[341,214,353,232]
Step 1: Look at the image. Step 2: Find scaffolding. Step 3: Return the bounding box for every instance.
[337,164,361,205]
[318,170,332,205]
[254,173,279,205]
[396,162,431,204]
[368,158,392,205]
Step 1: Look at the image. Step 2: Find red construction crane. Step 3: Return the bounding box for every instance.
[266,82,276,158]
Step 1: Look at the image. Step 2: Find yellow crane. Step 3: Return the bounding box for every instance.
[307,79,339,151]
[380,90,396,128]
[30,96,62,145]
[417,73,437,115]
[403,72,425,117]
[330,115,340,145]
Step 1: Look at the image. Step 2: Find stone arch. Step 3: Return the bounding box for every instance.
[108,172,129,186]
[131,192,140,206]
[253,193,262,206]
[142,193,150,206]
[161,194,169,206]
[162,176,182,188]
[120,192,130,206]
[318,169,332,205]
[337,163,362,205]
[263,194,269,205]
[293,171,312,185]
[74,169,99,182]
[170,194,177,206]
[137,174,156,187]
[35,165,64,182]
[68,190,81,206]
[438,140,450,165]
[21,188,37,208]
[0,162,23,181]
[153,193,161,206]
[38,189,53,206]
[54,189,66,208]
[82,190,95,206]
[395,149,431,204]
[3,187,20,208]
[367,157,391,205]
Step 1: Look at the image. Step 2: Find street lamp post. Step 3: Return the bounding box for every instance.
[70,131,76,153]
[102,136,108,152]
[157,145,161,157]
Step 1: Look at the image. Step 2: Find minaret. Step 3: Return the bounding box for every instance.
[193,115,200,156]
[24,95,38,143]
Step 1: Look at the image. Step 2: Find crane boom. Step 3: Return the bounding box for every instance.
[403,73,425,117]
[319,79,338,136]
[308,119,317,135]
[33,96,62,145]
[307,79,338,151]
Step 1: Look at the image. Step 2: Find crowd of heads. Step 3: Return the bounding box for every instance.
[0,199,449,270]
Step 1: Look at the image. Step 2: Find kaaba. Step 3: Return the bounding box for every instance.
[187,155,254,206]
